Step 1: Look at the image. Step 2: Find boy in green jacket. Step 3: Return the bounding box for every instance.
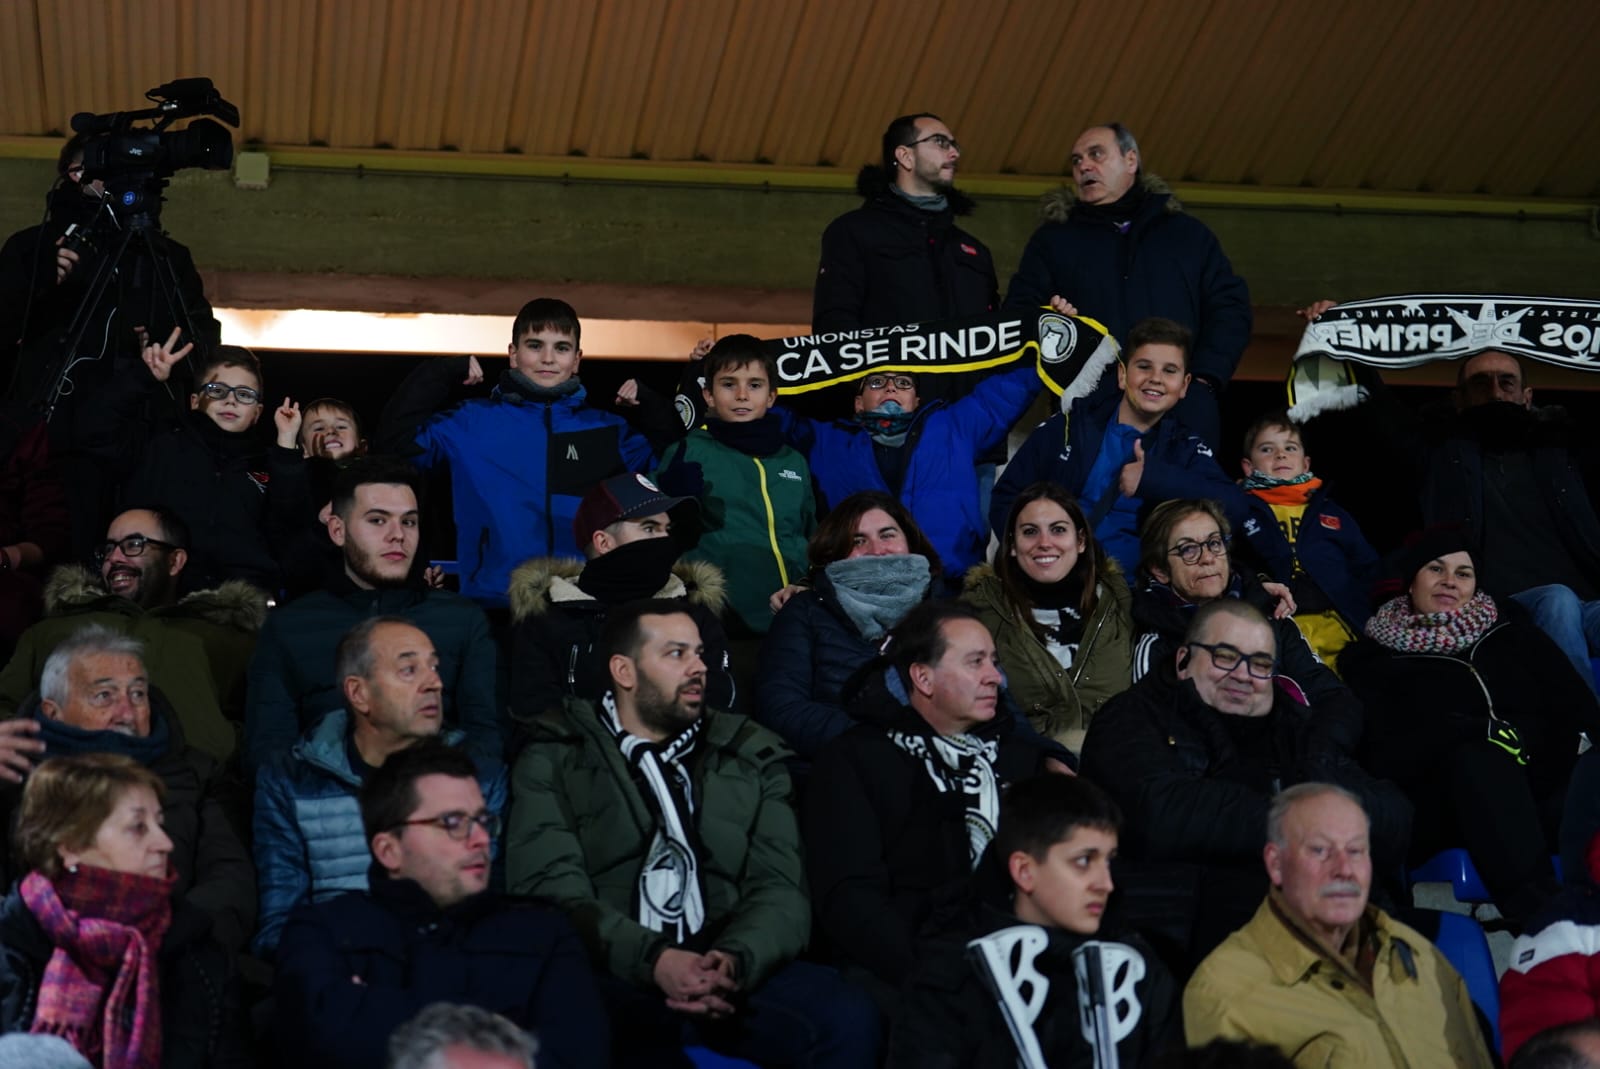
[657,335,815,636]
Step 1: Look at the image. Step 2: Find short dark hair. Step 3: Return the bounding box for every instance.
[1124,317,1192,371]
[360,737,479,842]
[192,345,262,390]
[58,131,94,176]
[993,482,1104,630]
[512,297,581,348]
[886,600,983,683]
[701,334,778,389]
[995,774,1121,867]
[806,491,941,576]
[1241,409,1303,460]
[331,456,425,520]
[115,505,190,551]
[602,598,698,664]
[881,112,942,173]
[1138,498,1230,584]
[301,397,363,437]
[1511,1019,1600,1069]
[1456,349,1532,389]
[1097,122,1140,158]
[335,614,415,691]
[1183,598,1273,654]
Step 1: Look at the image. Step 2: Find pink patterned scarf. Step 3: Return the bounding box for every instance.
[1363,591,1499,655]
[20,865,173,1069]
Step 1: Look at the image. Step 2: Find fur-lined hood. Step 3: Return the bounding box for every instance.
[1038,172,1179,225]
[854,164,977,216]
[42,565,269,633]
[506,556,729,623]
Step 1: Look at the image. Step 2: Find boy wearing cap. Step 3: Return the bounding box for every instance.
[506,473,737,726]
[657,336,815,635]
[378,298,676,607]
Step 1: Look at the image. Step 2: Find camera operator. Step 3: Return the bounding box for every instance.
[0,130,221,558]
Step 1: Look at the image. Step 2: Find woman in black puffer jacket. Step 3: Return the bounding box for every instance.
[756,492,940,760]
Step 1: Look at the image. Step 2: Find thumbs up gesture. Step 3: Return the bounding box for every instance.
[1118,438,1146,497]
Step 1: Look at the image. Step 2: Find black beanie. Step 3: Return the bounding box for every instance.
[1395,526,1475,587]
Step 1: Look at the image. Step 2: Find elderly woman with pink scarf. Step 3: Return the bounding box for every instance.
[0,753,242,1067]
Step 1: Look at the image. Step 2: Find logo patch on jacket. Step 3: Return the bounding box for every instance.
[1243,518,1260,536]
[1320,515,1343,530]
[778,469,802,482]
[960,243,978,256]
[246,471,269,493]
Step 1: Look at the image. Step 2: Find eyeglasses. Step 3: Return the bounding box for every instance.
[1167,534,1230,565]
[907,132,960,153]
[199,382,261,406]
[1187,641,1276,679]
[95,534,179,561]
[863,374,915,392]
[392,809,501,841]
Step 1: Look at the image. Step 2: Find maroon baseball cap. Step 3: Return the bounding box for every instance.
[572,473,692,550]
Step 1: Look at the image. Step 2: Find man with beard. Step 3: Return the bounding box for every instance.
[509,600,879,1067]
[8,624,255,950]
[1004,123,1251,453]
[244,456,500,776]
[0,506,263,762]
[275,740,606,1069]
[506,472,734,727]
[252,616,506,957]
[1185,784,1493,1068]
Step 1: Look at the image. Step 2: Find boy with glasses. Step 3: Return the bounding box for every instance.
[83,329,310,594]
[275,737,606,1069]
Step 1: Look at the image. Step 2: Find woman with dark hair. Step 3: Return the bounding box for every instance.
[1129,498,1363,753]
[962,481,1132,751]
[1341,531,1600,925]
[0,753,242,1068]
[756,490,941,759]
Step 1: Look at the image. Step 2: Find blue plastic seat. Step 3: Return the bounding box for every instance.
[685,1048,760,1068]
[1409,848,1491,903]
[1431,911,1501,1055]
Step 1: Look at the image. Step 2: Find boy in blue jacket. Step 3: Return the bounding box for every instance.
[1237,411,1378,669]
[379,298,673,607]
[993,317,1275,577]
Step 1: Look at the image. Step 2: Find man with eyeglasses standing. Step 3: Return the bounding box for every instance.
[252,616,506,959]
[803,114,1028,580]
[275,737,605,1069]
[1080,599,1409,972]
[0,505,264,763]
[509,599,880,1067]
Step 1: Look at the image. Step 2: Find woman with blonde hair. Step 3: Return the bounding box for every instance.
[0,753,241,1068]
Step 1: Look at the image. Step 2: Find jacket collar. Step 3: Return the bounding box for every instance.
[367,865,498,926]
[1247,892,1391,989]
[294,708,468,788]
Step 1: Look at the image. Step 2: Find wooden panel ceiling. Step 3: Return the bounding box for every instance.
[4,0,1595,198]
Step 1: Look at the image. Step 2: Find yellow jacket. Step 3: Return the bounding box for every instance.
[1184,896,1494,1068]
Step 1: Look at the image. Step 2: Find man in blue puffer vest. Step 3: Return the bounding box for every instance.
[251,616,506,958]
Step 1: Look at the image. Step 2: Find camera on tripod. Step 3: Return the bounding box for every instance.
[70,77,239,223]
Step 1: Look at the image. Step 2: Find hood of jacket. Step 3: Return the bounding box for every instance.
[505,555,729,623]
[43,564,268,633]
[1038,172,1179,224]
[854,163,977,217]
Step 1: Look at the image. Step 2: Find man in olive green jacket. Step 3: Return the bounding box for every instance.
[507,599,878,1066]
[1185,783,1493,1068]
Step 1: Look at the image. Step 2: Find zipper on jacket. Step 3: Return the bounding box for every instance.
[567,645,579,691]
[544,404,556,552]
[752,457,790,587]
[1071,583,1114,687]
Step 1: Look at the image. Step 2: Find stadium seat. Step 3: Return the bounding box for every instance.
[1410,848,1491,903]
[1431,911,1501,1055]
[685,1047,760,1068]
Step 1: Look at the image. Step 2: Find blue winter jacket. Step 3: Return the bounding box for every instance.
[1240,483,1380,630]
[250,708,508,958]
[412,386,656,605]
[781,362,1041,579]
[1002,176,1252,386]
[992,390,1277,572]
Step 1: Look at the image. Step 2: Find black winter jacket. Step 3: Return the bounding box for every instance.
[1080,674,1409,870]
[1129,573,1366,754]
[804,672,1064,999]
[813,166,998,332]
[0,888,246,1068]
[1340,599,1600,792]
[890,905,1180,1069]
[1002,175,1251,386]
[275,869,608,1069]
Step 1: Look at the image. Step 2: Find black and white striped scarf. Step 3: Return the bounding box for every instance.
[600,693,707,940]
[888,730,1000,868]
